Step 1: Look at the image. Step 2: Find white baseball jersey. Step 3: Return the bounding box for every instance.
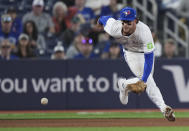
[104,18,155,53]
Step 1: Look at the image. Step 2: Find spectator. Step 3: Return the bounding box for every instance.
[74,36,99,59]
[23,20,46,54]
[16,33,35,58]
[64,6,78,28]
[52,1,68,37]
[62,15,85,48]
[152,30,162,57]
[85,0,110,14]
[51,42,66,60]
[108,42,121,59]
[162,39,177,59]
[0,39,18,60]
[76,0,95,22]
[94,32,111,55]
[100,0,120,19]
[66,33,84,59]
[101,41,122,59]
[61,0,75,7]
[67,0,95,25]
[98,32,110,44]
[6,6,22,37]
[22,0,55,35]
[176,0,189,26]
[0,14,18,47]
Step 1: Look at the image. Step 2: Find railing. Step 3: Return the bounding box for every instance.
[132,0,158,31]
[164,12,189,58]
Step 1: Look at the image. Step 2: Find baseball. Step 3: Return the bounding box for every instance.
[41,97,48,105]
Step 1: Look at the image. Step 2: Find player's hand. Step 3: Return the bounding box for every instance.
[94,18,104,31]
[97,18,102,25]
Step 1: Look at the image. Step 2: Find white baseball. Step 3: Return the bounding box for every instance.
[41,97,48,105]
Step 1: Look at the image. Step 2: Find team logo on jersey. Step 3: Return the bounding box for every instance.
[124,11,131,16]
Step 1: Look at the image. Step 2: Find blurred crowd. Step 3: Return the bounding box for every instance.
[0,0,187,60]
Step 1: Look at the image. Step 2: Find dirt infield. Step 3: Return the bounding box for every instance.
[0,109,188,127]
[0,118,189,127]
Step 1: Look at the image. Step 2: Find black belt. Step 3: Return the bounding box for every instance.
[124,48,144,53]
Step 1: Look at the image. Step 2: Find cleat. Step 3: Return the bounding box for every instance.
[164,106,176,122]
[118,78,129,105]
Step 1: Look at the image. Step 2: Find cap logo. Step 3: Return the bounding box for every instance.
[124,10,131,16]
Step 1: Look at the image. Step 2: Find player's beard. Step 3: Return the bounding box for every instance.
[122,28,132,36]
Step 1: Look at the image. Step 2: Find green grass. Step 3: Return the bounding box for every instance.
[0,127,189,131]
[0,111,189,120]
[0,111,189,131]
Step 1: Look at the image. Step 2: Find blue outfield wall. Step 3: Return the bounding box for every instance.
[0,59,189,110]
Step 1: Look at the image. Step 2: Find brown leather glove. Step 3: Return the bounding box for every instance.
[127,81,147,94]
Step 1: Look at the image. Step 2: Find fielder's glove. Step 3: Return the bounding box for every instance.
[127,80,147,94]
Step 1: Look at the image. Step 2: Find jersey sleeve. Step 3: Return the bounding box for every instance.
[104,18,122,38]
[142,52,154,82]
[142,26,155,53]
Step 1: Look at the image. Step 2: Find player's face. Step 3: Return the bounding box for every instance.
[122,19,137,36]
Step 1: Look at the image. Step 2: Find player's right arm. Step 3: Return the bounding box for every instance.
[98,16,122,37]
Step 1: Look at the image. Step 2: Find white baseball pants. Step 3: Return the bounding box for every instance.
[123,50,167,112]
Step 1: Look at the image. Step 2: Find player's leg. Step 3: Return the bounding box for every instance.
[124,50,175,121]
[119,50,143,105]
[146,75,175,121]
[118,77,139,105]
[146,74,167,112]
[123,50,145,78]
[124,50,167,109]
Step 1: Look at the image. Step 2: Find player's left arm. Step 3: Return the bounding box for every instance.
[142,52,154,82]
[141,27,155,83]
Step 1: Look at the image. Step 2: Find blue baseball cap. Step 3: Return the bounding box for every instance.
[119,7,137,21]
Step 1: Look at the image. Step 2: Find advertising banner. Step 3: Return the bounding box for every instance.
[0,59,188,110]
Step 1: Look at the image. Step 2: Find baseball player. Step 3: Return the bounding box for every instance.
[97,7,175,121]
